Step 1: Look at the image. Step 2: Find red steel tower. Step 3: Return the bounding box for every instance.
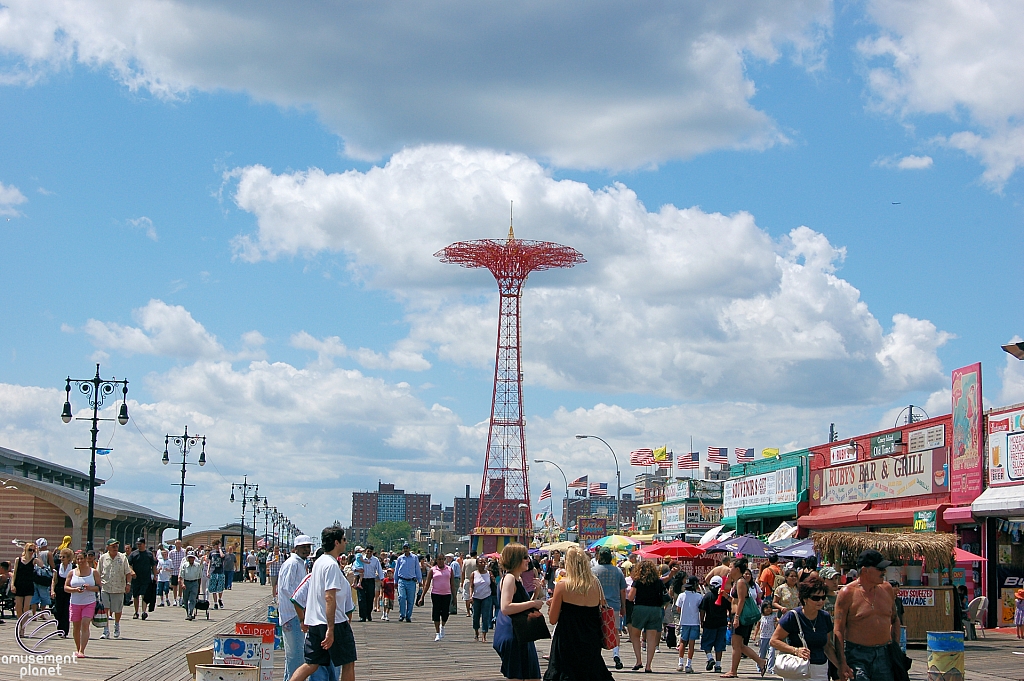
[436,223,584,553]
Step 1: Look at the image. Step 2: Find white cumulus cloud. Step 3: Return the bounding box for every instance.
[0,180,27,215]
[0,1,831,169]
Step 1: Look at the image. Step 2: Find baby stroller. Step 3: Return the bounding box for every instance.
[194,596,211,620]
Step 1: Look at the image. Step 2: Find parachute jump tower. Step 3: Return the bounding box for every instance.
[436,220,584,554]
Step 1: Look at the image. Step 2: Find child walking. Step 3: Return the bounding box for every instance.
[1015,588,1024,639]
[755,600,778,674]
[382,569,396,621]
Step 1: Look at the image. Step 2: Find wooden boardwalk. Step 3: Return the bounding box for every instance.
[3,585,1021,680]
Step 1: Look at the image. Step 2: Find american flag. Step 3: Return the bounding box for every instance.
[630,448,655,466]
[589,482,609,497]
[708,447,729,465]
[538,483,551,501]
[568,475,589,488]
[736,448,754,463]
[656,452,673,469]
[678,451,700,470]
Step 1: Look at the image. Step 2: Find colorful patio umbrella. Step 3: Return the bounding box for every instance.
[645,540,704,559]
[589,534,639,551]
[705,534,770,557]
[774,538,817,559]
[953,547,986,563]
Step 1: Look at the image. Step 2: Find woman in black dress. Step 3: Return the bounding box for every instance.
[494,543,542,681]
[51,548,75,636]
[543,546,613,681]
[11,542,38,620]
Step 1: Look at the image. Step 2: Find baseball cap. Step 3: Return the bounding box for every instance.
[106,538,119,546]
[818,566,838,580]
[709,575,724,587]
[135,537,146,544]
[445,552,455,558]
[186,551,196,558]
[856,549,892,570]
[402,543,410,548]
[354,545,364,552]
[293,535,314,547]
[35,538,48,547]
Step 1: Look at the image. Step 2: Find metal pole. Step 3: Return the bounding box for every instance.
[575,435,620,535]
[88,375,99,551]
[177,438,187,540]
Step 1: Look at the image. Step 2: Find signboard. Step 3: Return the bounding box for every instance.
[951,363,984,505]
[871,431,902,458]
[664,481,689,503]
[685,503,723,530]
[986,406,1024,486]
[473,526,518,536]
[830,444,856,466]
[908,424,945,453]
[665,479,724,503]
[898,588,935,607]
[571,486,590,499]
[723,467,798,514]
[913,509,937,533]
[635,511,654,532]
[577,516,607,541]
[815,448,947,506]
[662,503,684,532]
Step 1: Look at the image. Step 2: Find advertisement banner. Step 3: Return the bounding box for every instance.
[913,509,937,532]
[577,516,607,541]
[685,503,723,530]
[662,503,685,532]
[897,588,935,607]
[908,424,945,453]
[986,406,1024,486]
[815,448,947,506]
[870,431,902,458]
[723,467,798,514]
[830,444,856,466]
[664,479,724,503]
[951,363,984,505]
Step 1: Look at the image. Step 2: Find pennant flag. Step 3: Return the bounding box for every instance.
[678,451,700,470]
[538,483,552,502]
[656,451,673,469]
[708,447,728,465]
[535,511,550,522]
[736,448,754,463]
[630,448,655,466]
[589,482,609,497]
[653,446,668,461]
[762,448,780,458]
[96,448,111,456]
[568,475,589,488]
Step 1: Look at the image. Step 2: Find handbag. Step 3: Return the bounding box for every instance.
[774,608,811,680]
[510,608,550,644]
[92,598,108,628]
[600,596,618,650]
[740,590,760,626]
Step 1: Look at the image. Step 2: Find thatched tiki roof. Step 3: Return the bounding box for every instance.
[813,532,957,569]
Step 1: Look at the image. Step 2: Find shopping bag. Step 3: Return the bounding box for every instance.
[600,605,618,650]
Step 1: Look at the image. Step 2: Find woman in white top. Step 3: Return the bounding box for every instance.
[156,549,173,606]
[472,560,494,642]
[66,550,101,658]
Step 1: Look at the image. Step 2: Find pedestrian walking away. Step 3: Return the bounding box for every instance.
[722,558,766,678]
[420,553,456,641]
[770,576,841,681]
[97,539,132,639]
[168,539,186,606]
[833,549,899,681]
[128,537,156,621]
[279,534,316,681]
[627,560,667,673]
[592,547,627,670]
[543,546,613,681]
[675,576,702,673]
[699,576,731,674]
[288,525,356,681]
[394,543,421,623]
[493,542,542,681]
[66,549,100,659]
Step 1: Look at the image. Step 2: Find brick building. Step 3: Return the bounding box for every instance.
[454,489,479,537]
[0,447,180,554]
[350,481,431,534]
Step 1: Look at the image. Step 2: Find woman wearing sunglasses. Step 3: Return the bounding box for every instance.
[769,576,840,681]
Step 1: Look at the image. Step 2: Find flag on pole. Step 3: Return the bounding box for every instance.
[736,448,754,463]
[96,448,111,455]
[568,475,589,488]
[654,447,673,469]
[630,448,655,466]
[589,482,609,497]
[708,447,728,465]
[762,448,780,458]
[538,483,552,502]
[678,451,700,470]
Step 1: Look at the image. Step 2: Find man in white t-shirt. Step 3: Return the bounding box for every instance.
[289,526,356,681]
[279,534,315,681]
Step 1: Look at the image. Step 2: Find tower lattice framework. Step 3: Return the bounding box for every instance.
[436,225,584,542]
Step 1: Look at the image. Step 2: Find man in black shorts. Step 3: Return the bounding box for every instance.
[289,525,356,681]
[128,538,157,621]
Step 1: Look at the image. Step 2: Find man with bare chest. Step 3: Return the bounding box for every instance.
[833,550,898,681]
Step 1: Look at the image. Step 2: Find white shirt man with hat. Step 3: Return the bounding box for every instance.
[280,534,316,680]
[178,551,203,620]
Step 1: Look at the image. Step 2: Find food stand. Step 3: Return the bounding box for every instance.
[814,531,958,642]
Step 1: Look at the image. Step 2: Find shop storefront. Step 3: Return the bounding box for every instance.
[633,502,662,544]
[975,402,1024,628]
[661,478,723,544]
[721,450,808,536]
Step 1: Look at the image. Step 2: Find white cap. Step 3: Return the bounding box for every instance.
[293,535,314,547]
[36,538,48,547]
[709,575,724,587]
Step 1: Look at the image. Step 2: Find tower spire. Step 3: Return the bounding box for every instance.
[508,201,514,241]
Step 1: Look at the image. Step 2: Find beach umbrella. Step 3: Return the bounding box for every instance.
[589,535,639,551]
[774,538,817,559]
[698,525,725,546]
[538,540,579,553]
[705,534,769,557]
[645,540,704,559]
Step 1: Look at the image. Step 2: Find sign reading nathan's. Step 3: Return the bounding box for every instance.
[815,448,948,506]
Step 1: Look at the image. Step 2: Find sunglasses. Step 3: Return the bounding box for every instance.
[806,595,826,602]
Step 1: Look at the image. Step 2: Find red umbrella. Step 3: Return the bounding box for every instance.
[645,540,703,559]
[953,547,986,563]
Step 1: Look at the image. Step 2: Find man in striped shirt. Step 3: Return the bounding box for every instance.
[167,539,186,607]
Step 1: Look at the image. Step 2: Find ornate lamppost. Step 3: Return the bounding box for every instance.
[162,425,206,541]
[230,477,259,559]
[61,364,130,550]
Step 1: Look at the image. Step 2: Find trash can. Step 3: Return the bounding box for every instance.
[926,631,964,681]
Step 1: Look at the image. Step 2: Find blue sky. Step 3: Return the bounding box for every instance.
[0,1,1022,535]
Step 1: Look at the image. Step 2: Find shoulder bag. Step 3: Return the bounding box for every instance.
[774,608,811,680]
[599,593,618,650]
[509,575,550,644]
[740,589,761,626]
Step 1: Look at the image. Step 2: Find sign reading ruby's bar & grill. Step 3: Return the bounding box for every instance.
[810,448,948,506]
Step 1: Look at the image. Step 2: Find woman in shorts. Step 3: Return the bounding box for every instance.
[66,550,100,658]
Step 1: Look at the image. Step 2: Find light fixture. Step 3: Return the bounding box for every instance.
[117,402,129,426]
[62,401,73,423]
[1002,342,1024,361]
[230,491,235,503]
[198,445,206,466]
[575,434,586,439]
[162,448,169,465]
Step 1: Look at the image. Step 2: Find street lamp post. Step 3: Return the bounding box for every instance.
[62,364,130,551]
[162,425,206,541]
[230,477,259,559]
[254,498,266,552]
[533,458,570,526]
[576,434,622,534]
[517,502,529,545]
